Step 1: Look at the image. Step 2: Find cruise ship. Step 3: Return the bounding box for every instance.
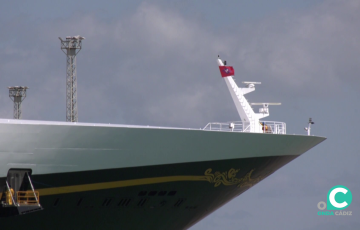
[0,57,325,229]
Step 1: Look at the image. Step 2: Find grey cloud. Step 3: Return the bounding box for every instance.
[232,0,360,97]
[1,1,359,126]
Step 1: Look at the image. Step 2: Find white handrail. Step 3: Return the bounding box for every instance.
[203,121,286,134]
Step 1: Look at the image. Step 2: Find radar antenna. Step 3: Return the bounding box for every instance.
[251,103,281,114]
[59,35,85,122]
[304,118,314,135]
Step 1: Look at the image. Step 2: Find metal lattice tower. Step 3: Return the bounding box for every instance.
[59,35,85,122]
[8,86,28,119]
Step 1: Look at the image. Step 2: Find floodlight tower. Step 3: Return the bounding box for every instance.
[8,86,28,119]
[59,35,85,122]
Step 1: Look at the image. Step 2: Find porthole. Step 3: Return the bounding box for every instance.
[137,198,148,207]
[77,198,83,207]
[174,198,185,207]
[102,198,112,206]
[138,191,147,196]
[158,191,167,196]
[148,191,157,196]
[53,198,60,207]
[118,198,132,207]
[168,191,177,196]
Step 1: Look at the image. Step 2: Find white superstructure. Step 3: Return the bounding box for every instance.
[213,57,284,133]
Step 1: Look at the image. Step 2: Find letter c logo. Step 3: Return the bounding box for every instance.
[327,185,352,210]
[329,188,348,208]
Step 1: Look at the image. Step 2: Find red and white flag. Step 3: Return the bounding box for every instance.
[219,66,235,77]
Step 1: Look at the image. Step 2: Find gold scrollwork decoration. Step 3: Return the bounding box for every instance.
[203,168,261,188]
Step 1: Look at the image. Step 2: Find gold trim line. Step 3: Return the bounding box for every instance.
[31,168,261,196]
[38,175,208,196]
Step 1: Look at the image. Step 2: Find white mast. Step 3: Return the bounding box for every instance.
[304,118,314,135]
[217,57,280,133]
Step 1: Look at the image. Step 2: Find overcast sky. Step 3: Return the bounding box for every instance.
[0,0,359,229]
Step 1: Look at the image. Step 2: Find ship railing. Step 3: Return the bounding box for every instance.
[203,121,286,134]
[17,191,40,206]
